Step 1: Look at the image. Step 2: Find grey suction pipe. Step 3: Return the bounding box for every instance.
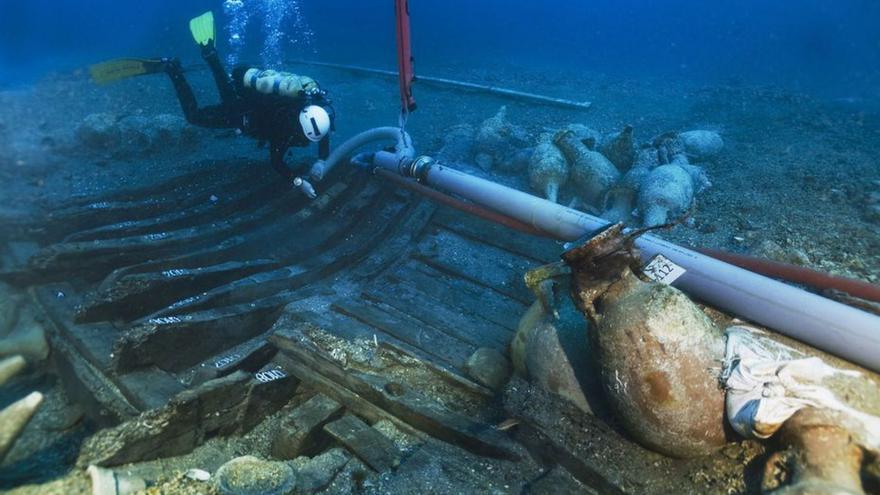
[372,150,880,373]
[292,127,413,199]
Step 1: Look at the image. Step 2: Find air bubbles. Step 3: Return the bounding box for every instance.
[223,0,316,68]
[224,0,250,67]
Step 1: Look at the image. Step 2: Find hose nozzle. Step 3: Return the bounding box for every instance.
[293,176,317,199]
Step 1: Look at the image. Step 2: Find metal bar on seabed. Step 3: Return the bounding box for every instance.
[286,59,592,110]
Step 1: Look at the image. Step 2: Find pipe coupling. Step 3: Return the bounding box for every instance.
[403,155,435,182]
[293,176,317,199]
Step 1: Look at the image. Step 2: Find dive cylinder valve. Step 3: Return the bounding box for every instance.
[243,68,321,98]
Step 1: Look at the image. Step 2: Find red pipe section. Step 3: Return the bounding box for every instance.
[394,0,417,113]
[696,248,880,304]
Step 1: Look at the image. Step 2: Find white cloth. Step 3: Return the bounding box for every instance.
[722,325,879,449]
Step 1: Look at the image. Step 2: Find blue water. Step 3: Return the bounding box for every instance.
[1,2,880,490]
[2,0,879,103]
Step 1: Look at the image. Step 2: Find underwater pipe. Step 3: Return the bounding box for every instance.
[374,168,551,237]
[371,150,880,373]
[696,248,880,304]
[293,127,413,198]
[380,162,877,304]
[308,127,413,183]
[286,60,593,110]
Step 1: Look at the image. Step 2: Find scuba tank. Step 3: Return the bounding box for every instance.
[243,68,321,98]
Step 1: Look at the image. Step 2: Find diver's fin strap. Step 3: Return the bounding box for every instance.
[189,11,216,47]
[89,58,165,85]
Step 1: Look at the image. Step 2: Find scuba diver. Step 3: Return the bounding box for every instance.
[90,11,334,192]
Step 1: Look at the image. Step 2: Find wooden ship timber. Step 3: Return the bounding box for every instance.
[0,158,780,494]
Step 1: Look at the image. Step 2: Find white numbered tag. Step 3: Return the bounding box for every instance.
[643,254,686,285]
[255,369,287,383]
[214,354,242,369]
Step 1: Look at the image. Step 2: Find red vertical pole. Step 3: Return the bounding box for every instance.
[395,0,417,114]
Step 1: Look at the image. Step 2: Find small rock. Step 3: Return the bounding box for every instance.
[753,240,811,266]
[185,468,211,482]
[215,456,296,495]
[289,448,349,493]
[678,130,724,161]
[76,113,120,150]
[465,347,510,391]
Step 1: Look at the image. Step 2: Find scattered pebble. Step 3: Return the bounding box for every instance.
[184,468,211,482]
[289,448,349,493]
[465,347,510,391]
[215,456,296,495]
[753,240,811,266]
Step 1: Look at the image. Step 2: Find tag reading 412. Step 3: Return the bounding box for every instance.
[643,254,687,285]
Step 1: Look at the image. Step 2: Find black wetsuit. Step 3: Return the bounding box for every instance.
[165,47,333,181]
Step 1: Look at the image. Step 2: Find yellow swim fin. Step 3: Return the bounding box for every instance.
[189,11,215,47]
[89,58,166,85]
